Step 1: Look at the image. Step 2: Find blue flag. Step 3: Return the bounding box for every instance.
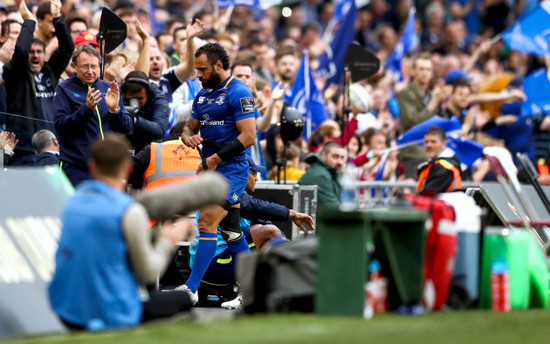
[316,0,357,88]
[289,53,329,139]
[385,7,416,81]
[501,3,550,56]
[147,0,160,35]
[446,136,484,167]
[374,151,390,181]
[521,68,550,116]
[396,116,462,145]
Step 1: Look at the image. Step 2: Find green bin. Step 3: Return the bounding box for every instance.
[315,209,369,316]
[479,227,547,310]
[369,209,427,310]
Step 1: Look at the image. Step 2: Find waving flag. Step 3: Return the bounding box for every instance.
[316,0,357,88]
[147,0,160,35]
[289,53,329,139]
[396,116,462,145]
[374,150,390,181]
[521,68,550,116]
[447,136,484,167]
[501,2,550,56]
[385,7,417,81]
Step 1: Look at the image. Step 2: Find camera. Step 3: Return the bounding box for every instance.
[124,97,140,117]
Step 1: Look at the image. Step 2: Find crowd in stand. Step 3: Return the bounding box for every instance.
[0,0,547,189]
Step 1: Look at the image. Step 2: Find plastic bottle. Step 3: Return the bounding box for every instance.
[367,260,388,313]
[339,163,358,211]
[538,158,549,177]
[491,261,511,313]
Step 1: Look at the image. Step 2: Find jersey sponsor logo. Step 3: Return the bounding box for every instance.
[198,96,205,104]
[200,120,225,125]
[202,113,210,120]
[240,97,255,113]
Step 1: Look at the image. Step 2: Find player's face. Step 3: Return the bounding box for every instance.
[72,52,100,84]
[246,170,258,192]
[195,54,222,89]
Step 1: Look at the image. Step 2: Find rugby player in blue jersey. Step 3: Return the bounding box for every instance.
[178,43,257,304]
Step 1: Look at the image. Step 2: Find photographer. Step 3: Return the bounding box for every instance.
[122,71,170,153]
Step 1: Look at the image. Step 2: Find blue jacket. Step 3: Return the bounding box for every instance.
[54,74,134,167]
[49,180,140,330]
[126,84,170,154]
[240,192,290,225]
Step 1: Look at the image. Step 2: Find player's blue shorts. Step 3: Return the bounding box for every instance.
[216,159,248,204]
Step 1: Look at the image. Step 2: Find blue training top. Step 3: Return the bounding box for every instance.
[192,75,256,162]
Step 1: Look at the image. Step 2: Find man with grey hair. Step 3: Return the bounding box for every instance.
[32,129,59,166]
[53,44,134,187]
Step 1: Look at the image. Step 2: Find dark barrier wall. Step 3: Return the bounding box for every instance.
[0,167,73,339]
[250,183,317,239]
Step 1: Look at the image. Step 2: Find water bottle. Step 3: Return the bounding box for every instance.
[367,260,388,313]
[340,163,358,211]
[491,261,511,313]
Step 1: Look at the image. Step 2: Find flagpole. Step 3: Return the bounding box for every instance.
[490,33,501,45]
[304,51,312,139]
[341,66,352,144]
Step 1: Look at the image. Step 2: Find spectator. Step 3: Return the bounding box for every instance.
[397,52,448,178]
[53,44,134,187]
[31,129,59,166]
[299,141,347,209]
[130,121,200,189]
[268,143,305,182]
[4,0,74,166]
[48,134,194,331]
[417,126,463,195]
[65,15,87,40]
[121,71,170,153]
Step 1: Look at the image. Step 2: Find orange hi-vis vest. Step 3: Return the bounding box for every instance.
[143,139,200,189]
[416,158,463,193]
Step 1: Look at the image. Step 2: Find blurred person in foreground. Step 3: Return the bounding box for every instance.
[49,134,194,331]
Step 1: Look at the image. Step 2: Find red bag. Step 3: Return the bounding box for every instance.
[406,194,458,311]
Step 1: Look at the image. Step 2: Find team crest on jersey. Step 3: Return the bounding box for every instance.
[240,97,255,113]
[198,96,205,104]
[215,95,225,105]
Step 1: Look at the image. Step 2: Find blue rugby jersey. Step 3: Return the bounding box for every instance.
[192,75,256,161]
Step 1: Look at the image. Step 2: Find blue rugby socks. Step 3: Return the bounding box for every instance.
[185,232,217,293]
[227,233,250,264]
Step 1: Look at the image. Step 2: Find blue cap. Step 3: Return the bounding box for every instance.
[445,69,472,84]
[247,155,266,173]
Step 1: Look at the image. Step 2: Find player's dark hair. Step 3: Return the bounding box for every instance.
[195,42,230,70]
